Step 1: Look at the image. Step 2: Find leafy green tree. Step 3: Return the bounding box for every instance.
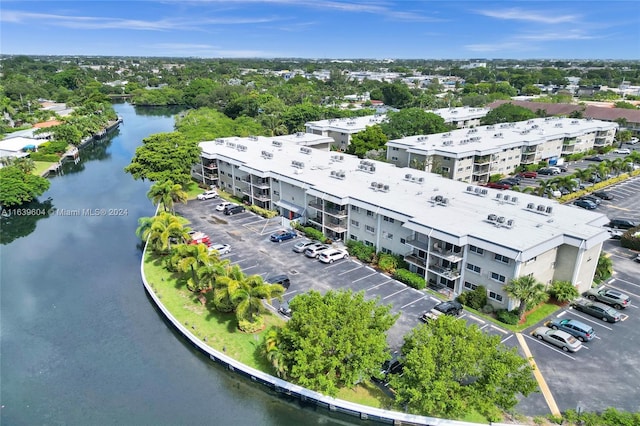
[346,125,388,158]
[175,108,264,142]
[136,212,191,254]
[261,328,288,378]
[549,281,579,303]
[276,290,397,396]
[147,179,188,213]
[594,254,613,283]
[380,108,449,139]
[212,264,245,312]
[481,103,537,125]
[380,81,413,108]
[504,275,549,320]
[0,166,50,207]
[389,316,537,420]
[49,123,83,146]
[172,242,212,292]
[125,132,201,186]
[231,273,285,332]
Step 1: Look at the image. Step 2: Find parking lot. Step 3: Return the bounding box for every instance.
[176,178,640,416]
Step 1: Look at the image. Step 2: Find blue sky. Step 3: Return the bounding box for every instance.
[1,1,638,59]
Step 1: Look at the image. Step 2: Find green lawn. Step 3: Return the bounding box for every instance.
[143,251,391,408]
[33,160,57,176]
[185,181,205,200]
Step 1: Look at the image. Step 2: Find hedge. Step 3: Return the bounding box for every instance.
[392,268,425,290]
[29,152,60,162]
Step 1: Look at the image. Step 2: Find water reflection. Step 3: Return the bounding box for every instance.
[0,197,54,245]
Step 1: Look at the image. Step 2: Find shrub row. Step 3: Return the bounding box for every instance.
[620,226,640,251]
[392,268,425,290]
[29,152,60,162]
[457,285,487,310]
[246,205,278,219]
[495,309,519,325]
[345,240,376,263]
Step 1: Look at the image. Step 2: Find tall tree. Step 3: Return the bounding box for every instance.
[380,108,449,139]
[389,316,537,420]
[275,290,397,396]
[0,166,50,207]
[481,103,537,125]
[136,212,191,254]
[231,274,285,332]
[503,275,549,320]
[346,125,388,158]
[125,132,201,186]
[147,179,188,213]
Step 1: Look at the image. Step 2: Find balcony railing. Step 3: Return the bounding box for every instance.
[252,192,270,201]
[308,200,323,211]
[404,254,426,268]
[430,248,463,263]
[325,221,348,233]
[325,206,348,218]
[405,237,429,251]
[428,264,461,279]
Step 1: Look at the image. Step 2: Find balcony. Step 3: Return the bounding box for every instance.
[308,215,323,227]
[252,191,270,202]
[405,237,429,251]
[404,253,426,268]
[474,156,491,165]
[563,138,578,146]
[430,248,463,263]
[252,179,270,189]
[325,206,348,218]
[472,164,490,175]
[325,220,348,233]
[428,264,461,279]
[203,163,218,171]
[308,200,324,211]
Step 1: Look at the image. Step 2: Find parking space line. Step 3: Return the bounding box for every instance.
[429,296,440,302]
[352,272,378,283]
[611,277,640,290]
[607,283,640,300]
[399,295,428,309]
[501,334,514,344]
[382,287,409,300]
[620,314,629,321]
[466,314,485,324]
[491,325,508,334]
[338,265,363,276]
[523,334,577,360]
[479,324,489,330]
[516,333,562,416]
[566,309,613,330]
[365,266,376,272]
[323,261,350,270]
[283,289,300,297]
[366,279,392,291]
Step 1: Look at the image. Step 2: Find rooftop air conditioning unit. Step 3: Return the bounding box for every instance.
[503,195,510,202]
[488,214,497,221]
[467,186,473,192]
[405,174,413,180]
[435,195,443,202]
[474,188,481,194]
[481,189,488,196]
[527,203,535,209]
[546,206,553,214]
[377,183,384,190]
[497,216,505,223]
[418,177,424,183]
[496,193,502,199]
[506,219,514,228]
[537,205,546,212]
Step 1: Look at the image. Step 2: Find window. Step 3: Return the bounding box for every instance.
[391,147,399,151]
[351,219,360,228]
[381,247,392,254]
[525,256,537,264]
[494,254,510,264]
[273,190,279,196]
[351,205,360,212]
[469,245,484,255]
[550,262,556,269]
[350,234,358,241]
[366,210,374,217]
[491,272,506,283]
[383,216,394,223]
[488,291,503,303]
[235,176,241,181]
[391,156,398,161]
[400,238,406,244]
[458,167,463,172]
[365,225,375,233]
[364,240,374,247]
[384,233,393,240]
[466,263,481,274]
[442,167,450,173]
[464,281,477,290]
[227,172,232,177]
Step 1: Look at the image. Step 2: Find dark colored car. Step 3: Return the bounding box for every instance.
[270,229,297,242]
[266,274,291,289]
[518,171,538,179]
[372,353,404,384]
[574,199,597,210]
[538,168,559,176]
[572,299,621,323]
[547,318,596,342]
[608,218,638,230]
[223,204,245,215]
[420,300,463,322]
[593,191,614,200]
[585,156,605,162]
[499,178,520,186]
[580,195,601,205]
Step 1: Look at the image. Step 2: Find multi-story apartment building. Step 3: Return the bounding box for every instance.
[194,136,610,309]
[386,117,617,183]
[304,107,491,151]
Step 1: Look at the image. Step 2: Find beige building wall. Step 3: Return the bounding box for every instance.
[519,248,559,287]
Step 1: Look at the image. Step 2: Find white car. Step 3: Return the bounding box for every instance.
[629,137,639,145]
[318,248,349,264]
[614,148,631,155]
[215,201,233,212]
[197,190,218,200]
[208,243,231,254]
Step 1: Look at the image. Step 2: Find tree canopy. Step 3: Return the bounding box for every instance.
[271,290,397,396]
[346,125,388,158]
[503,275,549,319]
[380,108,449,139]
[481,103,537,125]
[0,165,51,207]
[389,316,537,420]
[124,132,201,186]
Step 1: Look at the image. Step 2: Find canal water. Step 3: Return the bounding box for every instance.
[0,103,361,426]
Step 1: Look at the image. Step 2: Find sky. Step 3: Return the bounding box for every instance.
[1,1,639,60]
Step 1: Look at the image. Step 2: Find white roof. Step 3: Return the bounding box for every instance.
[200,135,609,259]
[0,136,47,153]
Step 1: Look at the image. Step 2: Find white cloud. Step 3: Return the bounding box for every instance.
[476,8,579,24]
[519,30,598,41]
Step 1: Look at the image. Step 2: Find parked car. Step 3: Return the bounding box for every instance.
[532,326,583,352]
[607,218,638,229]
[608,229,624,240]
[499,178,520,186]
[484,182,511,190]
[585,286,631,309]
[573,199,597,210]
[223,204,245,215]
[614,148,631,155]
[420,300,463,322]
[538,168,559,176]
[266,274,291,290]
[208,243,231,254]
[518,171,538,179]
[304,243,330,258]
[318,248,349,263]
[555,165,569,172]
[636,254,640,263]
[278,299,292,317]
[547,318,596,342]
[585,156,605,162]
[629,137,639,145]
[197,189,218,200]
[215,201,234,211]
[372,353,404,384]
[270,229,297,242]
[189,231,211,246]
[571,299,622,322]
[292,240,317,253]
[592,191,614,200]
[580,195,602,205]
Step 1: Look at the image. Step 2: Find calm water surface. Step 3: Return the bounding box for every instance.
[0,103,362,426]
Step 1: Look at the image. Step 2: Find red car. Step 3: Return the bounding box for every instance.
[518,171,538,179]
[484,182,511,190]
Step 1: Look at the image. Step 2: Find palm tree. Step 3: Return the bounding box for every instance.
[594,254,613,283]
[608,158,625,177]
[171,243,212,292]
[262,328,288,378]
[197,253,229,291]
[231,274,285,330]
[136,212,191,253]
[503,275,549,320]
[147,180,188,213]
[551,175,578,193]
[14,157,36,174]
[213,264,245,312]
[572,168,592,185]
[532,179,556,198]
